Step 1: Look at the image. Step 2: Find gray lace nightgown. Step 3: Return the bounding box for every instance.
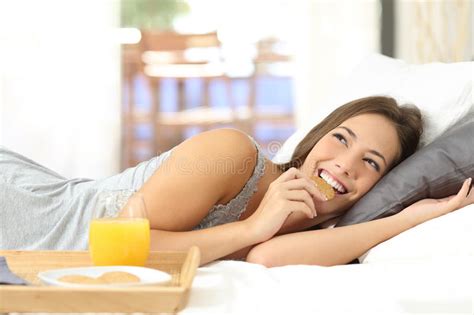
[0,136,265,250]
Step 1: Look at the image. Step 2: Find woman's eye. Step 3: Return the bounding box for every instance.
[333,133,347,146]
[364,158,380,172]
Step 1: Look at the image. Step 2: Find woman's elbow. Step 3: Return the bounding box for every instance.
[245,246,275,267]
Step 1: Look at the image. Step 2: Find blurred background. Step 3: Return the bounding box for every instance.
[0,0,472,179]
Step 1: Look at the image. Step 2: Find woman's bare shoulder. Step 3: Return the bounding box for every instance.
[175,128,257,164]
[171,128,259,201]
[139,128,258,230]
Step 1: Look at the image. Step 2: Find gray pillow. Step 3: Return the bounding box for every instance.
[336,120,474,227]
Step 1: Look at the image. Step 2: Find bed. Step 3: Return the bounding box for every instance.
[6,205,473,314]
[178,54,474,314]
[181,205,474,314]
[7,54,473,315]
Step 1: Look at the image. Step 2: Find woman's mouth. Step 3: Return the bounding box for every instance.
[317,169,348,195]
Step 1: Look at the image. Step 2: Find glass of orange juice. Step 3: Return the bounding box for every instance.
[89,189,150,266]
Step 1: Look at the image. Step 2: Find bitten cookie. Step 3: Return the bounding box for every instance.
[311,176,335,200]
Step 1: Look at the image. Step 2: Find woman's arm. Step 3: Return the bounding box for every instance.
[246,213,410,267]
[138,129,316,265]
[150,220,258,265]
[138,128,260,265]
[139,128,257,232]
[247,178,473,267]
[149,166,321,265]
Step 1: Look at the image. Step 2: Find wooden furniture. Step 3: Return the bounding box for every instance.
[121,33,296,167]
[124,31,236,165]
[244,37,295,149]
[121,42,142,168]
[0,247,200,313]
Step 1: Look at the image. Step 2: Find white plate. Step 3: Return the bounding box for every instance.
[38,266,172,288]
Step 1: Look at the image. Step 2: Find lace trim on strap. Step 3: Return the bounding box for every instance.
[192,137,266,230]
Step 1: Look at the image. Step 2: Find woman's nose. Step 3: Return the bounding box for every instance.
[334,153,357,178]
[335,163,352,177]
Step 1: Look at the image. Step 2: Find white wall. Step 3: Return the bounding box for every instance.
[291,0,381,128]
[396,0,473,63]
[173,0,381,131]
[0,0,121,179]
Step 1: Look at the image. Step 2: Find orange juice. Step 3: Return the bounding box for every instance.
[89,218,150,266]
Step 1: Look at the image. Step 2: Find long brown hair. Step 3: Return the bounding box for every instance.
[278,96,423,172]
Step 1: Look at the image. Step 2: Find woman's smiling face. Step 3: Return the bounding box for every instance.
[300,113,400,216]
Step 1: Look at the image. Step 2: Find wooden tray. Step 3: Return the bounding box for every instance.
[0,247,200,313]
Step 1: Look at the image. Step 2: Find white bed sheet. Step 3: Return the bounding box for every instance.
[8,256,471,315]
[181,255,473,314]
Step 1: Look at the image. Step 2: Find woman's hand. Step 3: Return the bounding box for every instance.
[398,178,473,227]
[244,167,327,243]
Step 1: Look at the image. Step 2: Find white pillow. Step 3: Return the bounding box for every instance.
[273,53,474,164]
[358,204,474,264]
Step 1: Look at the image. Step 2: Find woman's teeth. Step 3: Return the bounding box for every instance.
[319,170,347,194]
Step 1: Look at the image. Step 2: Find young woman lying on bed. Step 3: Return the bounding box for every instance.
[1,96,473,266]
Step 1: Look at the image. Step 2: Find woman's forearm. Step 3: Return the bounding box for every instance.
[150,220,257,265]
[246,213,413,267]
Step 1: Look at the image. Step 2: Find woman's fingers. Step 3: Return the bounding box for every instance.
[286,200,315,219]
[272,167,306,185]
[284,190,317,217]
[466,178,473,197]
[282,178,328,202]
[461,178,474,205]
[273,167,331,202]
[456,177,472,200]
[448,178,473,210]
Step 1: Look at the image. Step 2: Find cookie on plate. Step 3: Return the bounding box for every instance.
[98,271,140,284]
